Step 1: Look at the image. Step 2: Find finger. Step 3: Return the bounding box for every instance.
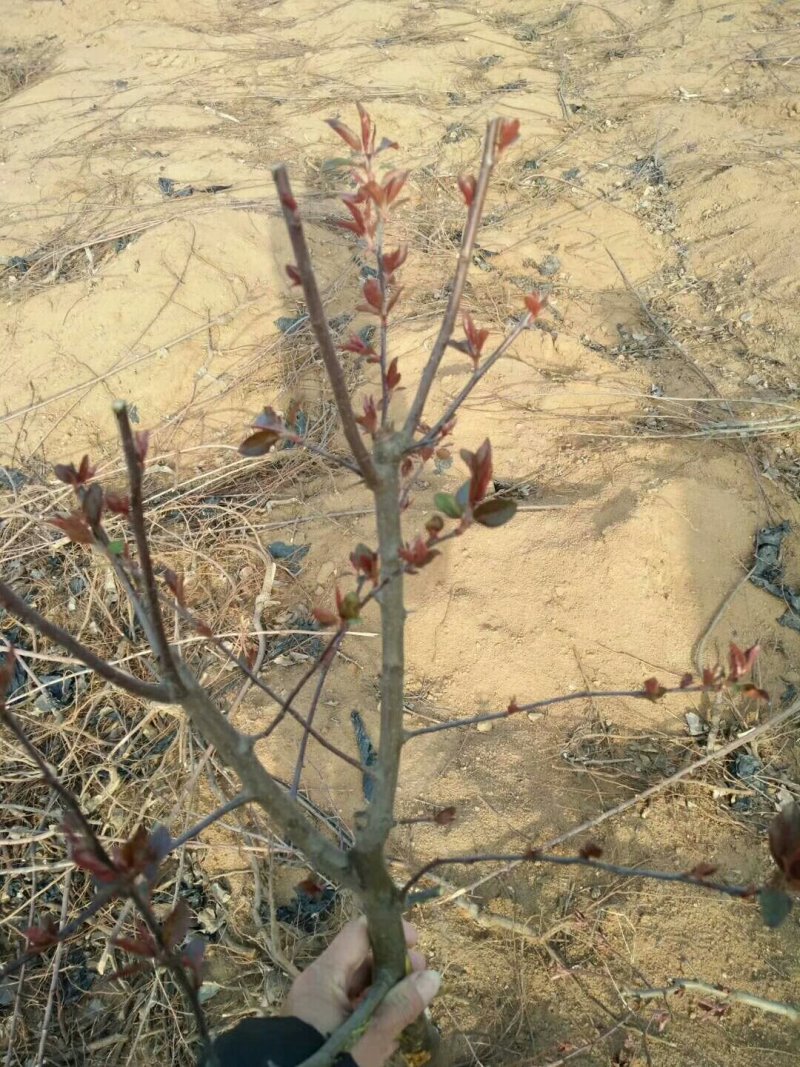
[314,916,370,979]
[351,971,441,1067]
[402,920,418,947]
[408,950,426,973]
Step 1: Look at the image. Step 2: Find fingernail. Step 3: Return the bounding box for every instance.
[413,969,442,1004]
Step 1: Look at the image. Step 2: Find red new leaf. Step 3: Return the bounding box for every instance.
[113,925,158,958]
[496,117,520,153]
[382,170,408,205]
[460,438,493,507]
[457,174,476,207]
[356,102,375,154]
[339,198,367,237]
[679,672,694,689]
[313,605,339,627]
[340,334,377,358]
[386,357,401,392]
[462,313,489,364]
[355,395,378,436]
[325,118,361,152]
[239,430,280,457]
[285,264,302,286]
[105,492,130,516]
[54,455,96,487]
[350,543,379,584]
[361,277,382,311]
[49,512,94,546]
[642,677,667,701]
[524,291,547,318]
[382,244,408,276]
[728,642,760,682]
[0,647,16,704]
[163,568,186,607]
[162,900,191,951]
[399,535,440,573]
[24,914,59,949]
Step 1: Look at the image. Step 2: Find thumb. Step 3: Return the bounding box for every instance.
[351,970,441,1067]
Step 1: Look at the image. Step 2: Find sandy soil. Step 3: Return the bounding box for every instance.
[3,1,800,1064]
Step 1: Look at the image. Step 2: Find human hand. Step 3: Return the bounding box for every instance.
[283,916,441,1067]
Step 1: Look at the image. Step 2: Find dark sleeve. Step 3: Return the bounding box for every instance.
[203,1016,358,1067]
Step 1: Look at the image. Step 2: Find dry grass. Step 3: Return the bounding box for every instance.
[0,39,56,105]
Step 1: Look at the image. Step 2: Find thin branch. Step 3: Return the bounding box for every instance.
[296,972,396,1067]
[401,848,760,901]
[415,312,533,449]
[404,683,707,739]
[624,979,800,1023]
[430,695,800,904]
[286,435,362,475]
[0,699,115,868]
[250,627,345,743]
[176,668,354,885]
[403,118,501,438]
[126,881,210,1046]
[375,231,390,425]
[113,401,183,692]
[0,886,116,982]
[290,636,343,798]
[0,582,173,703]
[34,870,71,1067]
[273,166,378,487]
[170,793,253,852]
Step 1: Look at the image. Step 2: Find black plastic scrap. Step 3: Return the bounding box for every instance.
[749,521,800,632]
[350,710,377,802]
[158,177,232,199]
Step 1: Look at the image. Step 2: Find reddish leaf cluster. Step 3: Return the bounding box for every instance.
[63,818,171,889]
[54,455,95,487]
[433,806,457,826]
[462,313,489,368]
[495,117,520,154]
[356,395,379,436]
[457,174,476,207]
[340,333,379,361]
[239,406,287,457]
[399,535,439,573]
[461,439,493,508]
[350,543,379,585]
[643,644,767,704]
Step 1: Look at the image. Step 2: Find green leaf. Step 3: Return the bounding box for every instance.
[107,539,125,555]
[433,492,462,519]
[455,480,471,513]
[473,497,518,528]
[758,887,793,928]
[339,592,362,622]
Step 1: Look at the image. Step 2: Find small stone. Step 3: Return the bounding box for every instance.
[740,310,753,323]
[538,254,561,277]
[527,712,544,723]
[476,720,494,733]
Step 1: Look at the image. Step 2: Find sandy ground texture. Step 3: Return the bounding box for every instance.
[3,0,800,1065]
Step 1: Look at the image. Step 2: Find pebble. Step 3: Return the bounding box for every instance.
[476,720,494,733]
[527,712,544,723]
[538,254,561,277]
